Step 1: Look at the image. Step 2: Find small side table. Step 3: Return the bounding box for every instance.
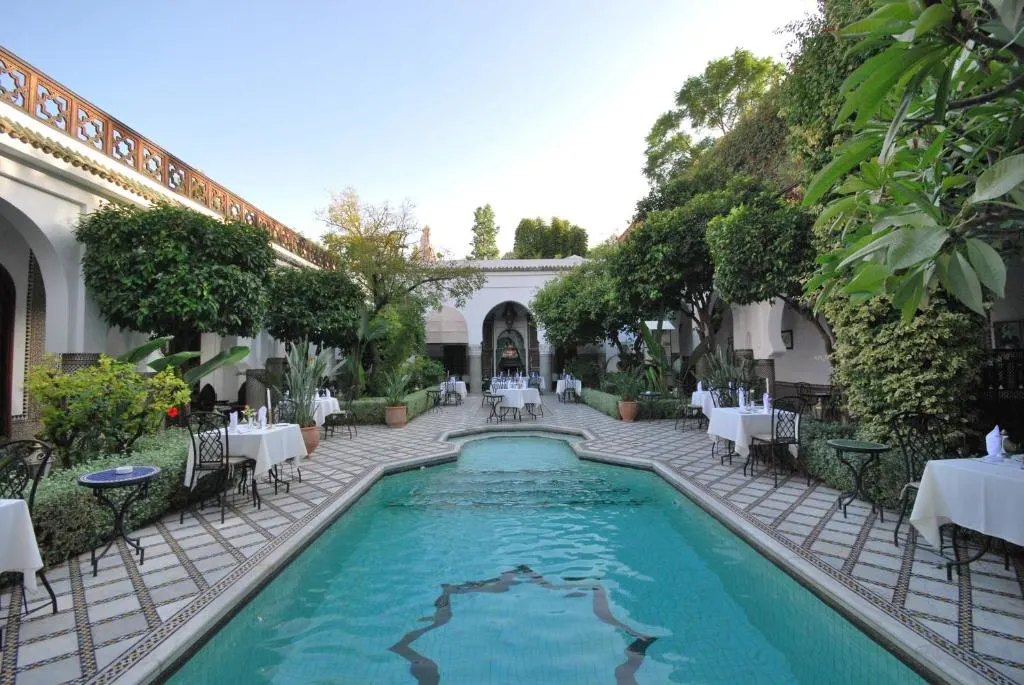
[425,389,442,412]
[639,391,661,421]
[78,466,160,576]
[483,393,503,423]
[827,439,887,521]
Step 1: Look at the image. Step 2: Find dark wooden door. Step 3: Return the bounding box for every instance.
[0,265,15,438]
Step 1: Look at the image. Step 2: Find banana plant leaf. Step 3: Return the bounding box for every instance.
[147,351,200,373]
[116,336,174,364]
[182,346,251,386]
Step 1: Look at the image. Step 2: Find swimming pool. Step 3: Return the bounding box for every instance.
[169,435,924,684]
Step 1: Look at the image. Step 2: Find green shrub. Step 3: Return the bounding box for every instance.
[582,389,620,419]
[403,356,445,390]
[26,356,191,468]
[351,389,431,424]
[32,429,190,565]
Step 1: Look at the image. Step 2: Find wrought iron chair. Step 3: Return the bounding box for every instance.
[443,380,462,406]
[183,411,254,523]
[748,398,801,487]
[891,413,954,548]
[324,390,357,439]
[272,398,301,484]
[709,387,738,463]
[0,440,58,620]
[673,388,704,431]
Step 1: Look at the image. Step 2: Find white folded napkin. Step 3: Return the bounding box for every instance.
[257,406,267,429]
[697,381,703,392]
[325,388,331,398]
[229,412,238,430]
[763,393,771,412]
[738,389,746,409]
[983,426,1004,462]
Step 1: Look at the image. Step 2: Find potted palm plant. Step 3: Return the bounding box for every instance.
[280,340,341,455]
[612,367,645,422]
[382,371,411,427]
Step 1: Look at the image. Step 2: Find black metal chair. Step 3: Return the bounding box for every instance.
[272,399,302,484]
[443,380,462,406]
[748,399,801,487]
[709,387,738,463]
[324,391,357,440]
[0,440,58,620]
[183,411,254,523]
[674,388,704,431]
[891,413,953,548]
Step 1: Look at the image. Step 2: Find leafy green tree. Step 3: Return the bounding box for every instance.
[320,189,482,389]
[706,196,833,351]
[266,267,364,350]
[511,216,588,258]
[531,254,635,353]
[75,203,274,339]
[804,0,1024,319]
[467,204,500,259]
[675,48,785,135]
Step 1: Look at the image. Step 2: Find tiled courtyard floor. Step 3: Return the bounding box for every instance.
[2,399,1023,684]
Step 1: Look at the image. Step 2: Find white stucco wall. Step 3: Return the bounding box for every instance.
[772,304,832,385]
[0,223,30,416]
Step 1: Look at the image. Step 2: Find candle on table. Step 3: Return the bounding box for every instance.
[266,388,272,425]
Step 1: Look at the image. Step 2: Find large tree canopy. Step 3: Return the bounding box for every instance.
[320,188,483,314]
[266,266,364,350]
[467,204,500,260]
[76,203,274,339]
[511,216,588,258]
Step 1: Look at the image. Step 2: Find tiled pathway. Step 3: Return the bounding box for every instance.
[1,400,1022,684]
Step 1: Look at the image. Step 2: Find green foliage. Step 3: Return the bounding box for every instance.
[118,335,251,387]
[823,294,985,440]
[279,341,342,427]
[266,267,363,350]
[804,0,1024,318]
[32,430,190,565]
[530,255,633,349]
[674,48,786,135]
[369,299,427,393]
[610,368,646,402]
[581,389,621,419]
[381,371,410,407]
[350,389,430,424]
[402,355,445,390]
[468,204,500,260]
[706,197,815,304]
[801,417,859,497]
[511,217,588,258]
[706,348,758,390]
[75,203,274,338]
[321,189,484,315]
[26,356,191,468]
[710,90,797,191]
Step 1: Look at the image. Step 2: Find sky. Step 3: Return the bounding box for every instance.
[2,0,817,256]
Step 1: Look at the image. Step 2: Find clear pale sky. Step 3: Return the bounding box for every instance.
[2,0,816,255]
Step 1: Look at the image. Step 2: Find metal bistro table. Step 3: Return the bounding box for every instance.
[425,388,443,412]
[483,393,503,423]
[78,465,160,576]
[639,391,661,421]
[827,439,888,521]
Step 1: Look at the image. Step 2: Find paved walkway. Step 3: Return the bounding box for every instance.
[2,399,1022,684]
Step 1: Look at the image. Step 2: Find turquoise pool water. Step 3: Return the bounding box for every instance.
[169,435,924,684]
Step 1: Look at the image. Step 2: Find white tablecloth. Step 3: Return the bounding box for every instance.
[555,379,582,396]
[495,388,541,409]
[0,499,43,592]
[691,390,714,418]
[185,424,308,485]
[910,457,1024,548]
[440,381,468,400]
[706,407,773,457]
[312,397,341,426]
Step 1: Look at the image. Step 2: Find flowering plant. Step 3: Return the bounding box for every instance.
[166,406,179,419]
[241,405,256,422]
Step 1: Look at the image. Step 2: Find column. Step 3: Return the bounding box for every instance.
[539,343,553,391]
[468,344,482,395]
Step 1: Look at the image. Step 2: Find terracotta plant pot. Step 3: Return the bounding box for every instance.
[300,425,320,455]
[618,400,639,422]
[384,405,407,427]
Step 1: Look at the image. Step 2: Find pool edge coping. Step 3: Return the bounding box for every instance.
[108,426,986,685]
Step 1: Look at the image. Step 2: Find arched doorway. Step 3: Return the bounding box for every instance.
[481,301,538,378]
[0,264,14,437]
